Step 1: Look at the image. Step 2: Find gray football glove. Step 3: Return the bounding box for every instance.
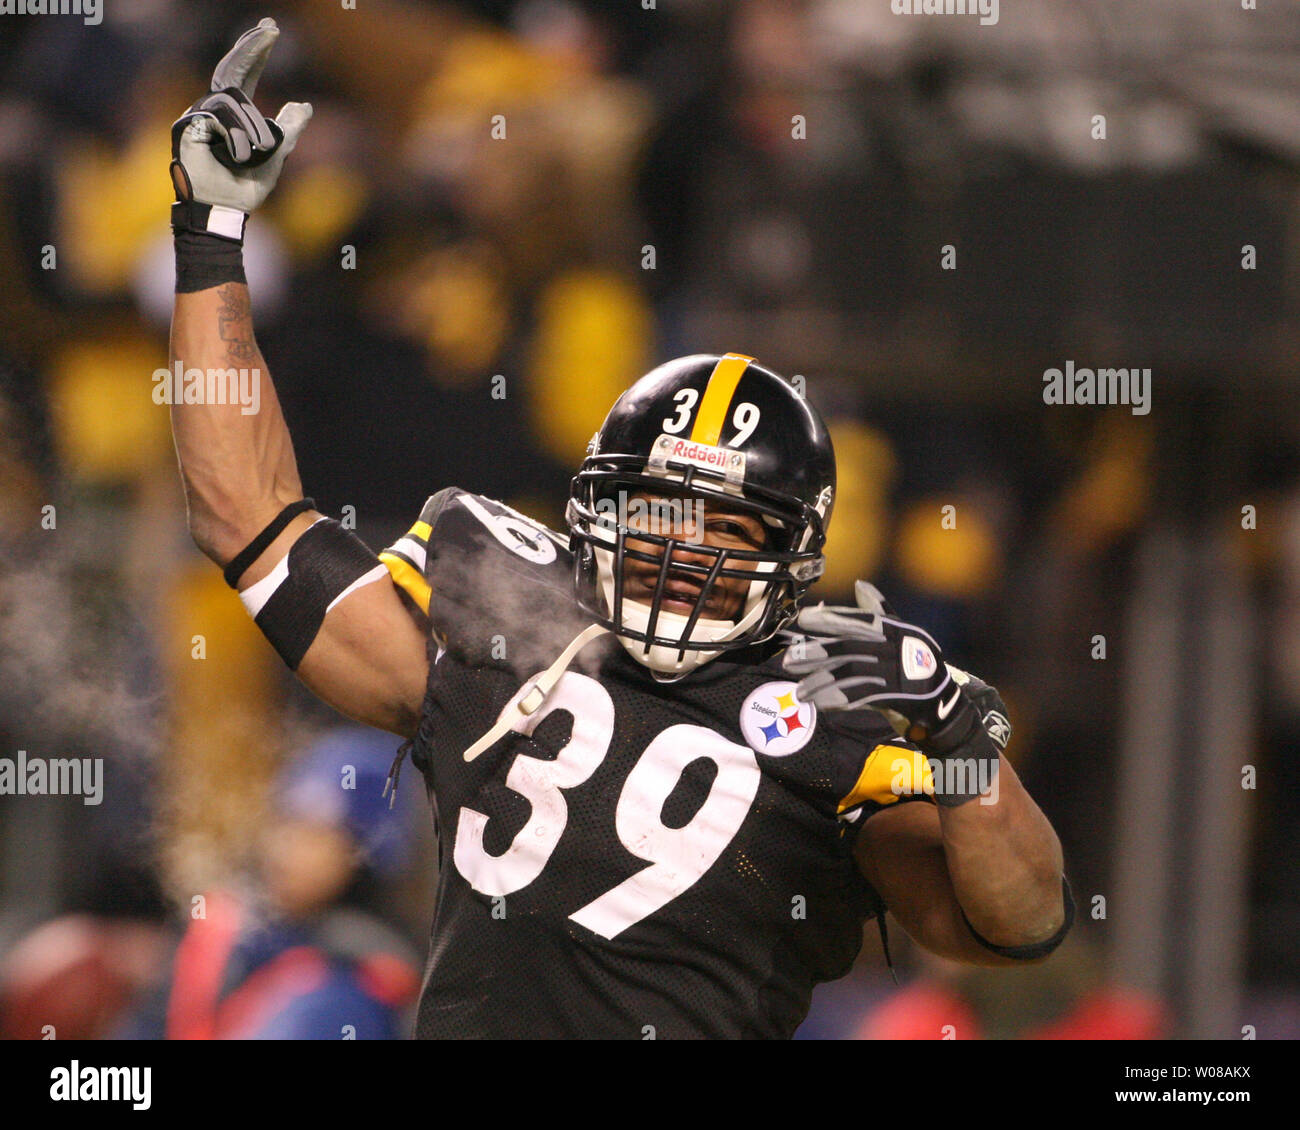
[170,18,312,240]
[782,581,1009,805]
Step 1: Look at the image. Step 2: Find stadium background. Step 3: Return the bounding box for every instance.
[0,0,1297,1039]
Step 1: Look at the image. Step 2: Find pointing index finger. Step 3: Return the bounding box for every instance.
[211,17,279,97]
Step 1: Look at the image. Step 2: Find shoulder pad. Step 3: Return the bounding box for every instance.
[379,488,584,667]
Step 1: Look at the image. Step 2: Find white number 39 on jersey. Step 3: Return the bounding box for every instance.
[452,672,761,939]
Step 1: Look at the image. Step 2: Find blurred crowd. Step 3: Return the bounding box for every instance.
[0,0,1298,1039]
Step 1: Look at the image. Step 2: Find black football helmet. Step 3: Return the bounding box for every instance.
[567,353,836,678]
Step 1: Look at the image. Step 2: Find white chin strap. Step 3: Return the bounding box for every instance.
[592,545,774,677]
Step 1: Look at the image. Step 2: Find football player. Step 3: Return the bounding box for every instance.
[166,20,1072,1039]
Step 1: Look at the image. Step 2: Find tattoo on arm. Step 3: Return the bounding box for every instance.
[216,284,257,363]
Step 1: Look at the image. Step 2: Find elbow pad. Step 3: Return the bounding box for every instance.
[237,517,387,669]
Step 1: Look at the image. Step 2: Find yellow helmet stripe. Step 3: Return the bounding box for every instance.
[689,352,754,446]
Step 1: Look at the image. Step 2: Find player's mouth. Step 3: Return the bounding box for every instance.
[627,569,729,618]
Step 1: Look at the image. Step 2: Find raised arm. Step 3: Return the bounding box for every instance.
[169,20,427,737]
[170,283,302,560]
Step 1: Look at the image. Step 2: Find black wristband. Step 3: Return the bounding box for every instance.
[174,228,247,293]
[920,697,1001,807]
[923,696,985,753]
[960,876,1076,961]
[223,498,316,589]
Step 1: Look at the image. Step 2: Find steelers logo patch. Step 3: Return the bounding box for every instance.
[739,681,817,757]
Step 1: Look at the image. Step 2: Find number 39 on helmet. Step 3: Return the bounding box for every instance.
[566,353,836,679]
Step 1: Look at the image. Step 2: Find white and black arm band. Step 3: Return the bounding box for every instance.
[238,517,388,669]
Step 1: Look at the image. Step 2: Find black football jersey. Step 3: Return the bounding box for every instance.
[380,488,932,1039]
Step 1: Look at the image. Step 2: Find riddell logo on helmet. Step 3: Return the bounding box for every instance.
[669,440,728,467]
[649,434,747,486]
